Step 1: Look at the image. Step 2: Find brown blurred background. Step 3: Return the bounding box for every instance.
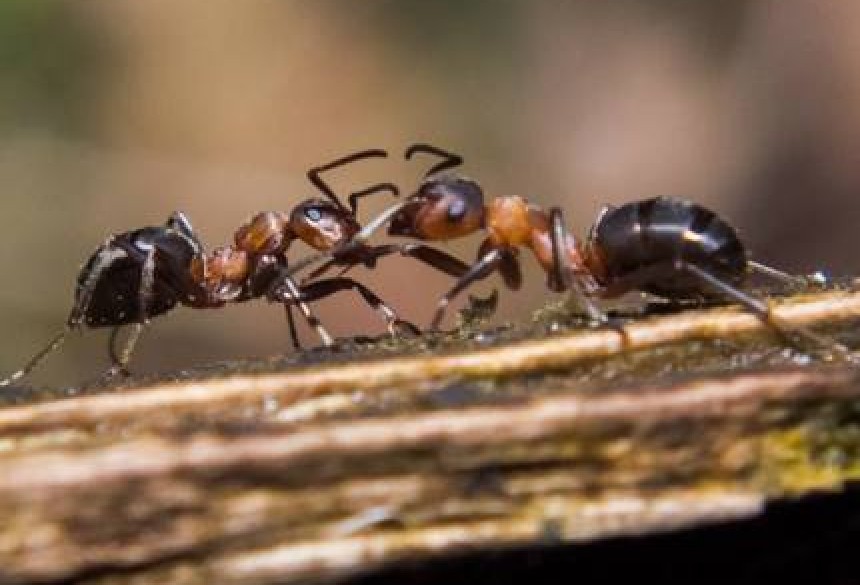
[2,0,860,386]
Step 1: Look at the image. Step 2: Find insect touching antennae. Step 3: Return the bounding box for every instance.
[307,148,400,214]
[0,328,70,387]
[347,182,399,217]
[282,144,473,281]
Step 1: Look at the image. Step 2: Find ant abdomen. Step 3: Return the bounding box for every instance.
[70,227,200,328]
[589,196,748,299]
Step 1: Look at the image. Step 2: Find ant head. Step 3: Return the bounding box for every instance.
[290,199,360,251]
[388,175,485,241]
[189,246,250,302]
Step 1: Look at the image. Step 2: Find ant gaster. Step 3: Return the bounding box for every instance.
[1,149,471,386]
[306,144,850,358]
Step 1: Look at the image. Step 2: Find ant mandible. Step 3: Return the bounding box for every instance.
[301,143,850,358]
[1,149,471,386]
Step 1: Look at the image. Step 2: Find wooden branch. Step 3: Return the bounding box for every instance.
[1,289,860,584]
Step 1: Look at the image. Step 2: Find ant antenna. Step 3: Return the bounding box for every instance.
[307,149,392,211]
[405,143,464,177]
[0,327,70,387]
[348,182,399,216]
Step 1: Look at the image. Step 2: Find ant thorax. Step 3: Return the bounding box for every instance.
[486,196,532,247]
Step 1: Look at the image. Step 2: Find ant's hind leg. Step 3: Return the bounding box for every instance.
[68,237,127,327]
[1,236,125,387]
[0,328,69,387]
[680,261,857,363]
[747,260,809,289]
[104,247,157,379]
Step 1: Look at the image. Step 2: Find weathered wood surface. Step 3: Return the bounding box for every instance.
[1,289,860,584]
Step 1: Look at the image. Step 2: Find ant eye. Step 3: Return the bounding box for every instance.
[305,207,323,222]
[447,199,467,222]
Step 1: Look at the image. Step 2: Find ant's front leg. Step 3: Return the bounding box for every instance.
[365,243,472,279]
[304,243,472,284]
[297,278,420,338]
[267,271,335,347]
[430,243,515,331]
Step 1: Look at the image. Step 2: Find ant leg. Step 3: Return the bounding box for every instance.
[747,260,808,289]
[302,243,470,287]
[285,304,302,351]
[68,237,127,327]
[108,325,124,367]
[1,236,127,386]
[405,144,465,177]
[301,245,472,329]
[363,243,472,278]
[269,272,334,346]
[269,254,302,349]
[498,250,523,290]
[297,278,420,337]
[348,183,399,216]
[0,328,69,387]
[105,247,157,378]
[549,208,610,325]
[431,249,507,330]
[307,149,390,210]
[303,258,346,283]
[166,211,203,250]
[679,261,857,362]
[105,323,144,379]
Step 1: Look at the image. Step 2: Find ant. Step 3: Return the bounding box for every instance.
[299,143,852,359]
[1,149,471,387]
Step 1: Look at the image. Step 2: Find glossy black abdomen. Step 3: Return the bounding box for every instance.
[591,196,747,299]
[71,227,197,327]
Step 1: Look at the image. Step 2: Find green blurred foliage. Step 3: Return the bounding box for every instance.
[0,1,105,134]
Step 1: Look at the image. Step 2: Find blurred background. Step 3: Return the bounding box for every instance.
[2,0,860,385]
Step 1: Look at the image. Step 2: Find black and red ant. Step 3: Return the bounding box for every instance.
[300,143,852,359]
[1,149,471,386]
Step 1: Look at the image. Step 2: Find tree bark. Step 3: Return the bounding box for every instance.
[1,289,860,584]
